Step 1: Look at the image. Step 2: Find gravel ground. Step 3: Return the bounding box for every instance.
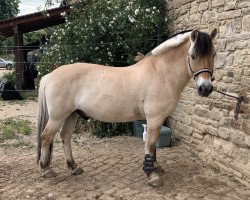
[0,100,249,200]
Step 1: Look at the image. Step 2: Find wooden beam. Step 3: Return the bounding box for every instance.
[14,25,24,90]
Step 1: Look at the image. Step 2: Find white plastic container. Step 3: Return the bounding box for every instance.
[142,124,147,142]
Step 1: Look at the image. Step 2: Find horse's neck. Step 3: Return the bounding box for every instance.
[157,41,191,95]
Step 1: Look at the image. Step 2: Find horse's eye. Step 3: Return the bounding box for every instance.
[191,55,195,59]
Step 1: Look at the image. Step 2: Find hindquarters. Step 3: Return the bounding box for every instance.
[37,73,76,176]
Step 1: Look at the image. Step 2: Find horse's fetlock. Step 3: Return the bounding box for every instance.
[143,154,156,175]
[67,160,77,170]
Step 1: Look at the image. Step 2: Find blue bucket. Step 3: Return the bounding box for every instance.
[156,126,172,148]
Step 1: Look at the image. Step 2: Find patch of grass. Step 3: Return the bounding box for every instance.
[20,91,38,101]
[0,117,33,143]
[0,126,16,142]
[0,140,34,148]
[18,120,33,135]
[12,140,34,148]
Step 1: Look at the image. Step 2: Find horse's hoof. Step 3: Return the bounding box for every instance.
[42,169,57,178]
[72,166,84,175]
[148,172,161,187]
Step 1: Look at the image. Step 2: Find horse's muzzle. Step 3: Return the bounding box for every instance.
[198,84,213,97]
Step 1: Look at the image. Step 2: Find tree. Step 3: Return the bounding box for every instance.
[0,0,20,55]
[0,0,20,20]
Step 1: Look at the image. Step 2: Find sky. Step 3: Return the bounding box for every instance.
[18,0,60,16]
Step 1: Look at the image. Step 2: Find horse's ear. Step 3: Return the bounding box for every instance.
[134,52,145,62]
[191,30,199,42]
[210,28,217,40]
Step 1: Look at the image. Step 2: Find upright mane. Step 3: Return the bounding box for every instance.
[149,30,192,56]
[134,30,214,62]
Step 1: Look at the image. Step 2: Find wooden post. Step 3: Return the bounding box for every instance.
[14,25,24,90]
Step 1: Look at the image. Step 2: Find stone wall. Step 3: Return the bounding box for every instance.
[166,0,250,185]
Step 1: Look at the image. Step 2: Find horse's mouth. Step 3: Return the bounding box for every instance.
[198,90,213,97]
[197,84,213,97]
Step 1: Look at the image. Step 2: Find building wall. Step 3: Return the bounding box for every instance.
[166,0,250,185]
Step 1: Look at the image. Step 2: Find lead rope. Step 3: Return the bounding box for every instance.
[213,89,245,120]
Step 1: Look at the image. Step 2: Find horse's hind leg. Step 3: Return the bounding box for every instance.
[60,112,84,175]
[40,119,62,177]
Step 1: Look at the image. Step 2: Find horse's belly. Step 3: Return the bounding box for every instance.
[78,96,143,123]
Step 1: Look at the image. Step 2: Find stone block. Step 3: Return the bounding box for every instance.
[242,15,250,32]
[226,41,236,51]
[215,160,234,174]
[236,41,248,49]
[209,108,223,121]
[235,147,249,165]
[204,147,212,155]
[245,136,250,147]
[233,50,243,65]
[219,117,230,126]
[242,49,250,55]
[203,134,213,145]
[242,7,250,15]
[237,1,250,9]
[221,140,239,157]
[226,54,234,66]
[190,2,198,14]
[212,0,225,7]
[230,131,246,147]
[233,68,243,81]
[215,52,228,66]
[243,54,250,65]
[224,2,236,11]
[231,160,250,177]
[204,125,219,136]
[189,13,202,23]
[213,136,223,150]
[233,170,243,178]
[193,131,205,140]
[198,1,208,11]
[218,127,230,139]
[218,10,241,20]
[216,39,227,50]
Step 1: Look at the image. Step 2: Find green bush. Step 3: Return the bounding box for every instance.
[91,120,133,138]
[38,0,168,76]
[1,70,16,86]
[38,0,168,137]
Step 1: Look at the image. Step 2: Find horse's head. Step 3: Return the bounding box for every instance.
[188,29,217,97]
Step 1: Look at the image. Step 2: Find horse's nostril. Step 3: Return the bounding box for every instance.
[198,84,213,96]
[198,85,205,94]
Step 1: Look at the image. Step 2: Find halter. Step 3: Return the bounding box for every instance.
[187,56,215,81]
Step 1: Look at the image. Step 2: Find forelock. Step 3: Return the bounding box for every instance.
[192,31,213,58]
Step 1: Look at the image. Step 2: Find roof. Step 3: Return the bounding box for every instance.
[0,5,71,38]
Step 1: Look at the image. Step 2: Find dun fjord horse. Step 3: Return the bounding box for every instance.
[37,29,217,186]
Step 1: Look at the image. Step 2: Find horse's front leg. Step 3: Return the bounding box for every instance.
[143,118,164,187]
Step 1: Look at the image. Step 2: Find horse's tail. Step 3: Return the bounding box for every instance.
[134,52,145,62]
[37,76,49,164]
